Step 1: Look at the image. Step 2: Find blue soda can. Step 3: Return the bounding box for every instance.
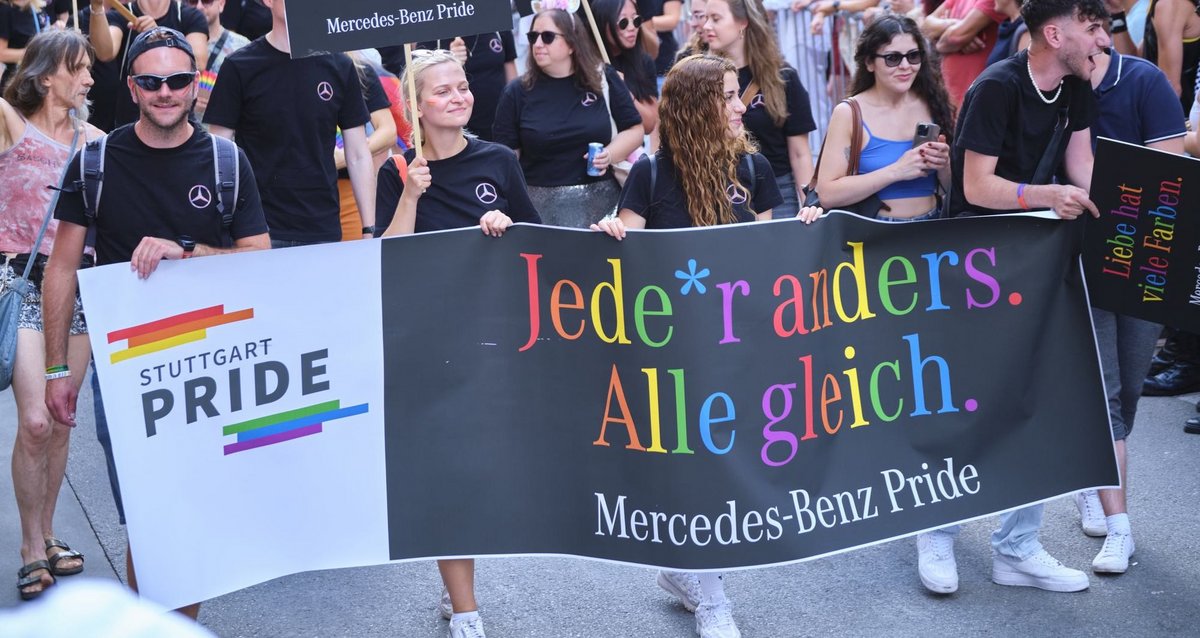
[587,143,604,176]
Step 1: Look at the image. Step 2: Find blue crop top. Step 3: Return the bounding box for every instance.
[856,120,937,200]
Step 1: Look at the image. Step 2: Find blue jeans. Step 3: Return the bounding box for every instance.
[91,362,126,524]
[771,173,800,219]
[877,207,942,222]
[1092,307,1160,440]
[936,504,1045,560]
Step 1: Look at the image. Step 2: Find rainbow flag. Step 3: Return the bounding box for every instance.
[199,70,217,92]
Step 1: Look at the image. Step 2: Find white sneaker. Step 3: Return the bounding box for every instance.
[1092,532,1135,574]
[992,549,1089,592]
[448,614,486,638]
[657,570,702,612]
[438,588,453,620]
[695,601,741,638]
[1075,490,1107,537]
[916,531,959,594]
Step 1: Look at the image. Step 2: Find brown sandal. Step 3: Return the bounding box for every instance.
[44,537,84,576]
[17,560,54,601]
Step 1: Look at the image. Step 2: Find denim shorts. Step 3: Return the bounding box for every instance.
[0,262,87,335]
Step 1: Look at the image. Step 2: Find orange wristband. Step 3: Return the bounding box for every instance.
[1017,183,1029,210]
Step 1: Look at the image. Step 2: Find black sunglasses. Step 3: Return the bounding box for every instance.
[526,30,564,46]
[874,50,923,67]
[184,0,217,4]
[132,72,197,91]
[618,16,645,30]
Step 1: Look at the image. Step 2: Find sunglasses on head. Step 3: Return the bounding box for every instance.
[618,16,645,30]
[526,30,564,46]
[874,50,923,67]
[132,72,197,91]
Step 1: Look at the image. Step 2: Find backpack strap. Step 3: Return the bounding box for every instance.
[79,135,107,219]
[211,134,239,233]
[648,153,657,197]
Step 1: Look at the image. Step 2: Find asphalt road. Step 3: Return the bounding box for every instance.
[1,374,1197,637]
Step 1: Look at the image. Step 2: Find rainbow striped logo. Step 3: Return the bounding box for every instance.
[222,400,370,455]
[107,305,254,364]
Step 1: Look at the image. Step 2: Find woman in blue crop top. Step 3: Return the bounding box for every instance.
[813,15,954,221]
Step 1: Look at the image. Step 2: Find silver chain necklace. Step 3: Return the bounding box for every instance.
[1026,56,1062,104]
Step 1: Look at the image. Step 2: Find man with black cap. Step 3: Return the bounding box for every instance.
[204,0,377,247]
[41,26,270,618]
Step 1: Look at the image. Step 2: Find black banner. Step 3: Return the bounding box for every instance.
[285,0,513,58]
[1086,137,1200,331]
[382,213,1116,568]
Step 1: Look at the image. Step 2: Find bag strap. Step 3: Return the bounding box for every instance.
[599,65,618,140]
[23,121,84,280]
[845,96,864,176]
[1031,107,1069,185]
[207,30,230,71]
[740,80,760,108]
[807,98,856,194]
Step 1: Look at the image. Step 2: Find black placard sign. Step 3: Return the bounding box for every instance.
[285,0,514,58]
[1086,137,1200,331]
[382,213,1116,568]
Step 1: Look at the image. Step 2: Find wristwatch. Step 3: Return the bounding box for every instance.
[177,236,196,258]
[362,225,377,235]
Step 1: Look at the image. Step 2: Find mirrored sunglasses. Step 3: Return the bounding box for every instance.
[132,72,197,91]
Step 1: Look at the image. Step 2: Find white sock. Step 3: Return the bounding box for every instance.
[698,573,728,605]
[451,611,480,623]
[1106,513,1131,536]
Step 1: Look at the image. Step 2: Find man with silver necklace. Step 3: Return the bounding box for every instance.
[917,0,1110,596]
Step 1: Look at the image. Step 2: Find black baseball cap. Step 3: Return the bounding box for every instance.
[125,27,196,74]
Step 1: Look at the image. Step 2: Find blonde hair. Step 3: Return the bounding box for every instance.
[659,54,757,227]
[399,49,464,132]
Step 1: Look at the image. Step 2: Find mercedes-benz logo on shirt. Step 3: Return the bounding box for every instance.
[317,81,334,101]
[188,185,212,209]
[726,183,747,205]
[581,92,597,107]
[490,38,503,53]
[750,93,765,109]
[476,183,498,204]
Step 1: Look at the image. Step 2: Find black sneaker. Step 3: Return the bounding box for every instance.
[1185,417,1200,435]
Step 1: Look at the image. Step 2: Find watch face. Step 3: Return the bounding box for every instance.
[179,236,196,251]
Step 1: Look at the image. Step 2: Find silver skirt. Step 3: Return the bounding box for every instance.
[527,181,621,229]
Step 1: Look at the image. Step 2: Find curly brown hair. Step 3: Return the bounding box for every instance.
[659,54,758,227]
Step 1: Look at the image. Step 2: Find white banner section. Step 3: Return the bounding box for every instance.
[78,240,387,609]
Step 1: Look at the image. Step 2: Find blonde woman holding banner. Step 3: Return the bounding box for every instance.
[376,49,539,638]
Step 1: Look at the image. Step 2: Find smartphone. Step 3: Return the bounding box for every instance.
[913,122,941,147]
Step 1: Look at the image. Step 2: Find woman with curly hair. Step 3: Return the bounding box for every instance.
[813,14,953,221]
[494,4,643,227]
[702,0,816,219]
[594,53,819,638]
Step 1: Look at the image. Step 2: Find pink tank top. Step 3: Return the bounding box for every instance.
[0,119,72,255]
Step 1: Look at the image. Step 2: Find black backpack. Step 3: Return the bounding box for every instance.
[77,133,241,239]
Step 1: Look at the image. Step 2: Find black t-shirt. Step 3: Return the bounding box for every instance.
[54,123,269,265]
[738,65,816,180]
[413,32,517,141]
[493,66,642,187]
[618,151,782,228]
[637,0,680,75]
[0,4,51,88]
[611,50,658,103]
[203,38,370,243]
[374,137,540,233]
[104,2,208,129]
[950,50,1096,216]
